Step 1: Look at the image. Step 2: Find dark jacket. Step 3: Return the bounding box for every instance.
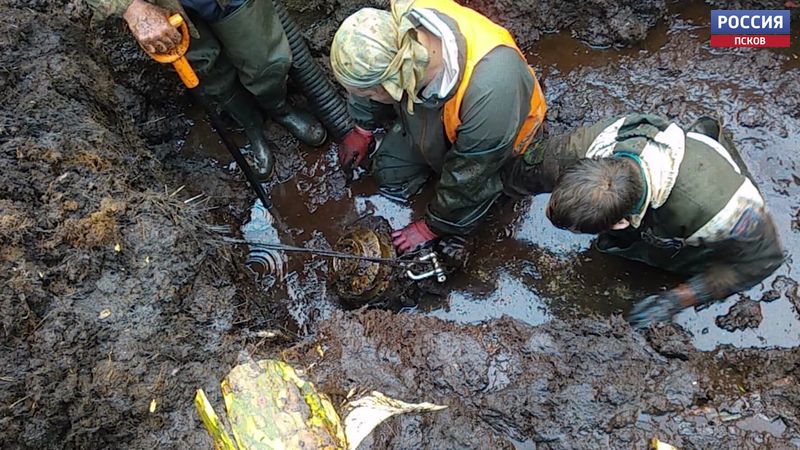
[516,113,784,301]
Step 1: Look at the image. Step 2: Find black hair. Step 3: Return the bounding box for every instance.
[546,157,643,234]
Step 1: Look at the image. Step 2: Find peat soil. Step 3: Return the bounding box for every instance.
[0,1,280,448]
[0,0,799,449]
[285,310,800,449]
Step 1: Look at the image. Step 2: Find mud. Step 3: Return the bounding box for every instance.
[251,0,800,349]
[291,0,666,52]
[284,310,800,449]
[0,2,276,448]
[2,0,800,449]
[716,298,764,332]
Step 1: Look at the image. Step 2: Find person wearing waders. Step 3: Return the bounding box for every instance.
[503,113,784,329]
[330,0,547,254]
[86,0,327,180]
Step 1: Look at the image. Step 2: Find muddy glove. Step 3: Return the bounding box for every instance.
[391,220,438,254]
[338,126,374,171]
[627,292,683,330]
[627,277,715,330]
[123,0,182,54]
[435,235,469,272]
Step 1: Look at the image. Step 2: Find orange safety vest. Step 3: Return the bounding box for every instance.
[413,0,547,155]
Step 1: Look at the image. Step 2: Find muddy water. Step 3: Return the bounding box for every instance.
[187,1,800,350]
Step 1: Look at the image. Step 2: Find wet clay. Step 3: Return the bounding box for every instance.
[0,2,283,448]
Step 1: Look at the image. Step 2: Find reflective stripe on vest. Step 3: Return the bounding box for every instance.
[413,0,547,155]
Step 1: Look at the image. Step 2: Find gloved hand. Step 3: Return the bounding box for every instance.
[628,276,718,330]
[391,220,438,254]
[123,0,182,54]
[435,235,469,272]
[626,291,684,330]
[338,126,374,171]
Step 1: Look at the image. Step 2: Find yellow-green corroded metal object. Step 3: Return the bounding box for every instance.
[195,359,446,450]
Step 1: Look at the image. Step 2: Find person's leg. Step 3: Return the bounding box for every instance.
[185,12,274,179]
[371,123,432,203]
[209,0,326,146]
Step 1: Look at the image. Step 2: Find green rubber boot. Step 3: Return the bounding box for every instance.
[183,11,274,180]
[688,116,722,141]
[210,0,327,147]
[220,89,275,181]
[267,103,327,147]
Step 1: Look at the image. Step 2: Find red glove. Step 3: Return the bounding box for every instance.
[338,126,374,170]
[391,220,438,254]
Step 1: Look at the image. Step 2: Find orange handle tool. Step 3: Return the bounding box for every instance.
[146,14,199,89]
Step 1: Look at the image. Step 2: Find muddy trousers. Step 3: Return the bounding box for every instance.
[370,123,433,202]
[371,122,516,234]
[184,0,291,113]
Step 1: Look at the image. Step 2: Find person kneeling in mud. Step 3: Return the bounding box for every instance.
[507,114,784,329]
[330,0,546,254]
[86,0,327,180]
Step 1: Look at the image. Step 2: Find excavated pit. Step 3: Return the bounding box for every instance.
[1,0,798,448]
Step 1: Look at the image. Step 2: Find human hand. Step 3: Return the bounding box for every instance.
[123,0,182,54]
[391,220,438,254]
[338,126,374,171]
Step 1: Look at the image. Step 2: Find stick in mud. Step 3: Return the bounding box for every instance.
[188,90,295,239]
[191,90,273,210]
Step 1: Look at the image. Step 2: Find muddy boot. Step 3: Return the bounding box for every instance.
[689,115,752,179]
[183,12,274,180]
[689,116,722,140]
[220,90,275,181]
[267,103,327,147]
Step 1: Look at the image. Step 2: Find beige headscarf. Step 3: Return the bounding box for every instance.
[330,0,430,113]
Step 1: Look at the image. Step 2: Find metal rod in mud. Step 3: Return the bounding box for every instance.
[191,91,274,211]
[221,237,419,266]
[142,18,275,212]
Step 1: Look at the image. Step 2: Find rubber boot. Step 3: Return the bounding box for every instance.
[267,103,327,147]
[210,0,327,147]
[220,90,275,181]
[688,116,722,141]
[689,115,751,179]
[183,12,274,180]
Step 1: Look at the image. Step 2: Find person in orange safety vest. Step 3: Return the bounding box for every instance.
[330,0,547,253]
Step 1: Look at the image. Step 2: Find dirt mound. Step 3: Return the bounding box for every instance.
[286,310,800,448]
[297,0,666,55]
[0,4,271,448]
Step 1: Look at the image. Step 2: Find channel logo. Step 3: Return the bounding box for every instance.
[711,10,791,48]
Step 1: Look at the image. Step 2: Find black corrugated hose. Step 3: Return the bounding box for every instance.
[272,0,353,142]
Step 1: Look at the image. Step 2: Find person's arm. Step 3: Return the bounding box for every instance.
[689,209,784,302]
[628,207,784,329]
[347,94,395,131]
[425,47,533,235]
[85,0,135,20]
